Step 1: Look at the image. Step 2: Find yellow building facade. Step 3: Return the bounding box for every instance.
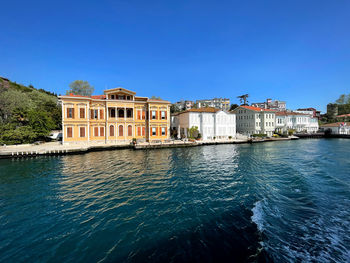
[59,88,170,144]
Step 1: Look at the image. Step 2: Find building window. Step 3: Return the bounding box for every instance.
[119,125,123,136]
[94,127,99,137]
[142,126,145,136]
[161,127,166,136]
[111,95,115,99]
[152,111,156,120]
[118,109,124,118]
[137,126,141,136]
[100,109,104,119]
[94,109,99,119]
[110,125,114,137]
[161,111,166,120]
[110,108,116,118]
[118,95,125,100]
[152,127,156,136]
[128,125,132,136]
[67,108,74,118]
[127,96,131,100]
[100,127,104,137]
[79,108,85,119]
[79,127,85,137]
[67,127,73,138]
[127,109,133,118]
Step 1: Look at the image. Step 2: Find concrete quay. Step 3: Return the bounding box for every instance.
[0,137,298,159]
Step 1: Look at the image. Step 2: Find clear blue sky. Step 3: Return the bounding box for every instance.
[1,0,349,112]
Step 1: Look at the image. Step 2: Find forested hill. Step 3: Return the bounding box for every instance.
[0,77,61,145]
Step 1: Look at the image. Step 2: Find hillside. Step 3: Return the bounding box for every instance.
[0,77,61,145]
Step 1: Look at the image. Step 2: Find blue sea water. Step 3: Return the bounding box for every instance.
[0,139,349,262]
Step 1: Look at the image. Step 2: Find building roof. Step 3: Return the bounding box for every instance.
[186,107,220,113]
[336,114,350,117]
[275,111,310,116]
[321,122,350,127]
[176,107,221,115]
[91,95,106,99]
[103,87,136,95]
[239,105,276,112]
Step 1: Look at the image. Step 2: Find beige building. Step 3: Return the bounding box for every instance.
[59,88,170,144]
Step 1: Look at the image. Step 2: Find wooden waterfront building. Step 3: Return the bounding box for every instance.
[59,88,170,144]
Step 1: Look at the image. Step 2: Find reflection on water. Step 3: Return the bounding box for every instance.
[0,140,349,262]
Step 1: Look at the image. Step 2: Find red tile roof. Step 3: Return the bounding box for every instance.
[91,95,106,99]
[186,107,220,113]
[275,111,310,116]
[240,105,276,112]
[336,114,350,117]
[321,122,350,127]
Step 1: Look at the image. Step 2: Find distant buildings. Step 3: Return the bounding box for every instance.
[251,98,286,112]
[233,105,276,137]
[320,122,350,135]
[196,98,230,111]
[171,108,236,140]
[275,111,319,134]
[173,100,194,111]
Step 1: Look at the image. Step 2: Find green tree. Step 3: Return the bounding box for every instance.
[150,96,161,100]
[230,104,239,111]
[336,94,346,104]
[66,80,94,96]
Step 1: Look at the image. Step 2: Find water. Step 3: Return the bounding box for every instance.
[0,139,349,262]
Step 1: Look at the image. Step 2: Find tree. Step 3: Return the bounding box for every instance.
[237,94,249,105]
[66,80,94,96]
[230,104,239,111]
[150,96,161,100]
[336,94,346,104]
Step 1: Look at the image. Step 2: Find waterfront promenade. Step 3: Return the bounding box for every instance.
[0,136,299,159]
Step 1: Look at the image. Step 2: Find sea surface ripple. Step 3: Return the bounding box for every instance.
[0,139,349,262]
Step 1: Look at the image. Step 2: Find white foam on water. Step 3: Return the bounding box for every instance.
[251,200,265,232]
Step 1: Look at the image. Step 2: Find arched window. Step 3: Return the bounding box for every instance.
[118,109,124,118]
[109,125,114,137]
[119,125,123,136]
[128,125,132,136]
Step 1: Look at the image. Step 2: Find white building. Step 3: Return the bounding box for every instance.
[251,98,286,112]
[320,122,350,135]
[171,108,236,140]
[196,98,230,111]
[233,105,276,137]
[275,112,319,134]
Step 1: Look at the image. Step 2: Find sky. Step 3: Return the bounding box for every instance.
[1,0,349,112]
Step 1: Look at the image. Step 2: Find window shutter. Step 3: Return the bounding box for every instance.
[100,127,104,136]
[165,128,167,136]
[90,109,94,119]
[72,108,75,119]
[165,111,167,120]
[67,127,72,137]
[142,111,145,120]
[137,111,141,120]
[94,127,99,136]
[159,127,162,136]
[100,109,104,119]
[80,108,85,118]
[156,111,158,120]
[80,127,85,137]
[142,126,145,136]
